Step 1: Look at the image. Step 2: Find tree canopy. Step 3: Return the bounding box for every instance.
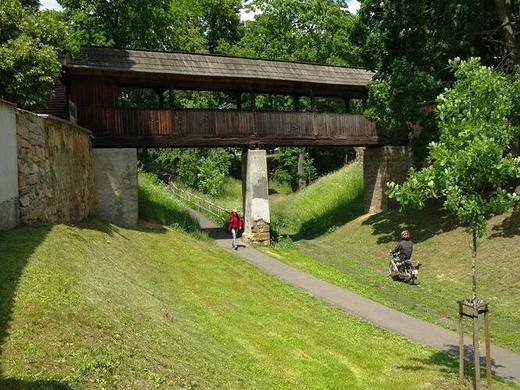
[0,0,67,108]
[354,0,518,163]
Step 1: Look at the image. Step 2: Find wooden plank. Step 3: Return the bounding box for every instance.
[76,107,381,147]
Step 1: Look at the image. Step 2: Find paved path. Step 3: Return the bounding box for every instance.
[188,209,520,382]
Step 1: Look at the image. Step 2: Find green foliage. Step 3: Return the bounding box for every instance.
[197,150,232,196]
[354,0,501,158]
[171,0,241,53]
[146,148,232,196]
[60,0,174,50]
[271,147,317,189]
[229,0,359,65]
[365,58,441,146]
[389,58,520,238]
[0,1,66,108]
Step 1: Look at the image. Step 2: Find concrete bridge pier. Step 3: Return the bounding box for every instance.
[363,146,412,213]
[242,149,270,245]
[92,148,138,227]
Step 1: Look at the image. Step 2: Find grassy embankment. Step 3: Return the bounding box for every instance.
[173,175,292,215]
[0,172,507,388]
[260,164,520,353]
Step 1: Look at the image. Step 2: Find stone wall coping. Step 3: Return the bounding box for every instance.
[0,98,17,108]
[16,107,93,137]
[38,114,93,137]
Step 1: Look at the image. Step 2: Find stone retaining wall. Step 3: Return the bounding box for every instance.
[16,109,95,224]
[363,146,412,213]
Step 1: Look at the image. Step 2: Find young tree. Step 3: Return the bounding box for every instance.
[0,0,67,108]
[388,58,520,301]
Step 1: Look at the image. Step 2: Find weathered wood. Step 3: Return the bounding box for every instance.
[484,310,492,389]
[459,303,465,381]
[473,313,481,389]
[76,108,381,147]
[65,46,373,98]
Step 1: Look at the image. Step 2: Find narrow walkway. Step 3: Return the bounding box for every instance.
[188,209,520,382]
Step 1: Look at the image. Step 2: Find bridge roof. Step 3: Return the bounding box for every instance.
[64,46,373,97]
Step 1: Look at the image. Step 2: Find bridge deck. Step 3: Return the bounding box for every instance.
[78,108,381,147]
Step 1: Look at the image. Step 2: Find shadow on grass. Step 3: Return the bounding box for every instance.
[362,200,459,244]
[0,377,71,389]
[138,186,200,234]
[490,203,520,239]
[0,223,73,389]
[397,346,516,385]
[285,192,364,241]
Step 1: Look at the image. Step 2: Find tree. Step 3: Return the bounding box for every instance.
[388,58,520,301]
[493,0,519,71]
[0,0,67,108]
[171,0,241,53]
[229,0,359,65]
[353,0,510,163]
[59,0,175,50]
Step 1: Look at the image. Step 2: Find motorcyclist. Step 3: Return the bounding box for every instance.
[391,230,413,267]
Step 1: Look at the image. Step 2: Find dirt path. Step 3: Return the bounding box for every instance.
[188,208,520,382]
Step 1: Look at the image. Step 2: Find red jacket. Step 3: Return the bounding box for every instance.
[228,213,242,231]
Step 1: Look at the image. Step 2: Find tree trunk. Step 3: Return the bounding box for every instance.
[472,230,478,302]
[494,0,519,68]
[297,148,306,191]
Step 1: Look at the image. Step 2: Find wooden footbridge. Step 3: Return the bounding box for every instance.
[40,47,403,240]
[45,46,381,148]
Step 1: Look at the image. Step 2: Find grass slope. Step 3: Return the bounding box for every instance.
[271,163,363,239]
[261,166,520,353]
[1,180,509,388]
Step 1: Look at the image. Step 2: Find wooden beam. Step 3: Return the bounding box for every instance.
[92,135,385,148]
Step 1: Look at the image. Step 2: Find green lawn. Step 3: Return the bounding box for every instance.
[2,177,515,388]
[259,168,520,354]
[270,162,363,238]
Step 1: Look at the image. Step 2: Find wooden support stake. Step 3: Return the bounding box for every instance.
[484,310,492,389]
[473,308,481,389]
[459,302,465,381]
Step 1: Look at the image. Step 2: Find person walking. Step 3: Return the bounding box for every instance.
[227,208,242,250]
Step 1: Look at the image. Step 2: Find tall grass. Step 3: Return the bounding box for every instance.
[138,172,200,232]
[271,163,364,239]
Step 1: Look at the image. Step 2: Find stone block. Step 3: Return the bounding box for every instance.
[92,148,138,227]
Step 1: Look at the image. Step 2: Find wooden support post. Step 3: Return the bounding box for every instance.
[343,97,351,114]
[310,92,316,112]
[293,95,300,112]
[156,88,165,108]
[168,89,175,108]
[484,310,492,389]
[250,92,256,111]
[459,302,465,381]
[473,308,481,389]
[458,299,491,389]
[236,92,243,110]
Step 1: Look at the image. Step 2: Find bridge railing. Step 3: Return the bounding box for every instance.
[167,182,236,226]
[76,107,380,147]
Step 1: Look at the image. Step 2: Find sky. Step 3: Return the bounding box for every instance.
[40,0,361,16]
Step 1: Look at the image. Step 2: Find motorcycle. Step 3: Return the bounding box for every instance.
[388,253,420,285]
